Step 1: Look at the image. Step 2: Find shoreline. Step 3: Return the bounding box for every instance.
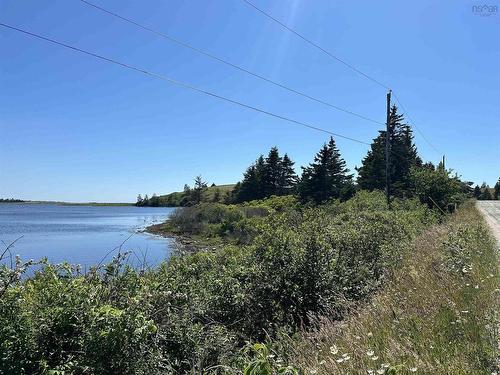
[143,222,212,253]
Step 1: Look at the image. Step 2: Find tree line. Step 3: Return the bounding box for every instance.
[232,105,469,209]
[473,180,500,200]
[137,106,482,209]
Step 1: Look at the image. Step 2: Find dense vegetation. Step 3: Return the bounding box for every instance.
[473,179,500,200]
[1,192,440,374]
[247,202,498,374]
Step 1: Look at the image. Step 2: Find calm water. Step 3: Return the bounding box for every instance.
[0,204,175,270]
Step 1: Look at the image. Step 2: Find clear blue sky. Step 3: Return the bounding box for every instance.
[1,0,499,202]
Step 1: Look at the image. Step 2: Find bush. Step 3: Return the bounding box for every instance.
[410,166,466,212]
[0,191,437,374]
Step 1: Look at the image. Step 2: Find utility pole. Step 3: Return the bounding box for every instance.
[385,90,392,207]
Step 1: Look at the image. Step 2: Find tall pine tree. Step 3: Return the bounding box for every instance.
[357,105,421,197]
[473,185,482,199]
[299,137,353,204]
[262,147,282,197]
[235,148,297,202]
[235,156,267,202]
[278,154,298,195]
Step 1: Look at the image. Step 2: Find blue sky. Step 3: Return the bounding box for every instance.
[1,0,499,202]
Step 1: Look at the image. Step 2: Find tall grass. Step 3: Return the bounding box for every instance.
[262,203,499,374]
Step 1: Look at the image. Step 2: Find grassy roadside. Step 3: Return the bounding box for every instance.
[260,202,499,374]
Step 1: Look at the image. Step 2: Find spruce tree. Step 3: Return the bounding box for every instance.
[193,175,208,204]
[357,105,420,196]
[278,154,298,195]
[494,178,500,200]
[236,148,297,202]
[299,137,353,204]
[262,147,283,197]
[473,185,482,199]
[356,135,386,191]
[480,183,492,200]
[236,156,265,202]
[136,194,143,207]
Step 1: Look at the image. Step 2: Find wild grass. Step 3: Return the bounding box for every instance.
[265,202,499,374]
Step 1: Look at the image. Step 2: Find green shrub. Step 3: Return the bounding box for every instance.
[0,191,437,374]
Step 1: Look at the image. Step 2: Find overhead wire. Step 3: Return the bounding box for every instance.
[78,0,383,126]
[0,22,371,146]
[240,0,442,155]
[241,0,391,91]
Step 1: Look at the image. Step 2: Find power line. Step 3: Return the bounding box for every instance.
[392,92,441,155]
[78,0,383,126]
[0,22,371,146]
[241,0,391,91]
[240,0,442,156]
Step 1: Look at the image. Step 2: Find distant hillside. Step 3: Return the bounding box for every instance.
[141,184,236,207]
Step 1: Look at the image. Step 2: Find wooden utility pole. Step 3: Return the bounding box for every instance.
[385,90,392,207]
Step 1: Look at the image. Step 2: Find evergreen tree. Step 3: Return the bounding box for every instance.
[149,193,160,207]
[192,175,208,204]
[236,148,297,202]
[357,105,421,197]
[278,154,298,195]
[356,135,386,191]
[236,157,264,202]
[494,178,500,200]
[473,185,482,199]
[136,194,143,207]
[261,147,283,197]
[299,137,353,204]
[143,194,149,206]
[480,183,492,200]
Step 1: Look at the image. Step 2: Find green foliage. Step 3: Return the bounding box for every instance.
[357,105,421,196]
[243,344,299,375]
[0,192,436,374]
[137,183,235,207]
[298,137,354,204]
[410,166,467,211]
[479,182,493,200]
[0,263,162,375]
[235,148,298,203]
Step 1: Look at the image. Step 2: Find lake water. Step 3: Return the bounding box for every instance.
[0,204,176,270]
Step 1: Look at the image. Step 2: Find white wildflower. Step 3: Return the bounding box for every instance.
[410,367,418,372]
[330,345,339,355]
[366,349,375,357]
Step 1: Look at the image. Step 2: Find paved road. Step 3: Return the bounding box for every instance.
[477,201,500,246]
